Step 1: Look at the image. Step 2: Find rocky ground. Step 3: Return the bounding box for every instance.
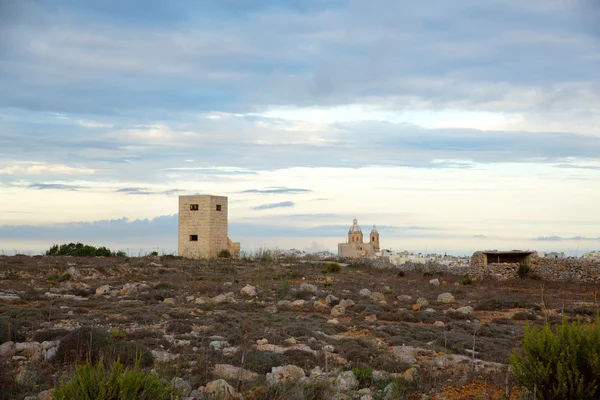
[1,254,598,399]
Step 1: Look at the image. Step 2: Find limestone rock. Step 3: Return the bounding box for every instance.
[334,370,359,392]
[331,305,346,317]
[240,284,257,297]
[15,342,41,358]
[37,389,55,400]
[359,288,372,298]
[397,295,412,301]
[457,306,474,315]
[434,321,445,327]
[95,285,110,296]
[0,341,14,357]
[313,299,329,311]
[291,299,306,307]
[365,314,377,322]
[412,304,421,312]
[416,297,429,306]
[266,365,306,386]
[299,283,318,293]
[163,298,176,304]
[339,299,355,308]
[212,292,236,304]
[256,338,268,345]
[214,364,259,383]
[437,293,455,304]
[391,346,416,364]
[172,377,192,397]
[209,340,230,351]
[326,294,339,306]
[370,292,385,302]
[429,278,440,286]
[264,304,278,314]
[203,379,242,399]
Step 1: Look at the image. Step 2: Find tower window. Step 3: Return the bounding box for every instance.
[190,204,198,211]
[189,235,198,241]
[216,204,222,211]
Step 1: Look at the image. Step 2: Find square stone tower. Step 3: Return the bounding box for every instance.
[178,195,239,258]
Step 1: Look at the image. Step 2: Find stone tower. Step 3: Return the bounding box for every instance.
[348,218,363,243]
[178,195,240,259]
[370,225,380,252]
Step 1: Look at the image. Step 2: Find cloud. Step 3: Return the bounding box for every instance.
[29,183,85,191]
[241,187,312,194]
[531,236,600,241]
[554,164,600,171]
[0,163,95,175]
[115,187,183,195]
[473,235,487,239]
[252,201,295,210]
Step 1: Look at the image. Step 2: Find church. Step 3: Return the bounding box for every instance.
[338,218,380,258]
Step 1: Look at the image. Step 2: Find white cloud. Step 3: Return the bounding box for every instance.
[0,163,95,175]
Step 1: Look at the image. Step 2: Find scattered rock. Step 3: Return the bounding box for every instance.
[284,337,298,346]
[223,282,233,288]
[202,379,242,399]
[95,285,110,296]
[299,283,318,293]
[364,314,377,322]
[331,305,345,317]
[334,370,359,392]
[412,304,421,312]
[240,284,257,297]
[359,288,372,298]
[15,342,41,358]
[327,319,339,324]
[370,292,385,302]
[397,295,412,301]
[291,299,306,307]
[163,298,176,304]
[457,306,474,315]
[264,304,278,314]
[323,344,334,352]
[194,297,208,305]
[437,293,455,304]
[257,338,268,345]
[339,299,355,308]
[434,321,445,328]
[214,364,259,383]
[391,346,417,364]
[37,389,54,400]
[209,340,230,351]
[266,365,306,386]
[326,294,339,306]
[212,292,236,304]
[0,292,20,301]
[172,377,192,397]
[429,278,440,286]
[416,297,429,306]
[313,299,329,311]
[185,295,195,303]
[0,341,14,357]
[424,308,436,313]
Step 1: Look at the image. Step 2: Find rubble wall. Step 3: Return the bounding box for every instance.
[469,251,600,282]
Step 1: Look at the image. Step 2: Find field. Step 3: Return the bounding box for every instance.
[1,254,598,399]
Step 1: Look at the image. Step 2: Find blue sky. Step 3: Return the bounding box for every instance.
[1,0,599,255]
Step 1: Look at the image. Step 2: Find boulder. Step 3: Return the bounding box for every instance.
[334,370,359,392]
[203,379,242,399]
[437,293,455,304]
[433,321,445,328]
[391,346,416,364]
[214,364,259,383]
[339,299,355,308]
[365,314,377,322]
[212,292,236,304]
[331,305,345,317]
[299,283,318,293]
[313,299,329,311]
[209,340,230,351]
[172,377,192,397]
[266,365,306,386]
[370,292,385,302]
[457,306,474,315]
[95,285,110,296]
[429,278,440,286]
[326,294,339,306]
[37,389,54,400]
[359,288,372,298]
[416,297,429,306]
[265,305,278,314]
[397,295,412,301]
[15,342,41,358]
[240,284,257,297]
[291,299,306,307]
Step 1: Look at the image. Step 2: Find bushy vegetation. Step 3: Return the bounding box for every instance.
[517,262,531,278]
[46,243,126,257]
[510,319,600,399]
[217,249,231,258]
[322,262,341,273]
[461,276,473,285]
[54,360,177,400]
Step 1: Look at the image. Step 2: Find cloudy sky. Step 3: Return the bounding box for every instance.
[1,0,599,256]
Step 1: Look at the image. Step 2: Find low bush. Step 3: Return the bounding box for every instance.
[517,262,531,278]
[511,311,537,321]
[510,319,600,400]
[217,249,231,258]
[352,365,373,388]
[322,262,341,273]
[461,276,473,285]
[46,243,126,257]
[54,327,153,367]
[54,360,177,400]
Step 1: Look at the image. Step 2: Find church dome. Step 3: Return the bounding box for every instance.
[371,225,378,233]
[349,218,362,233]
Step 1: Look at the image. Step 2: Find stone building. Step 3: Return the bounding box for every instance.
[338,218,380,258]
[178,195,240,259]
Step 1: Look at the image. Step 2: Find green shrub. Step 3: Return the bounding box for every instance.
[517,262,531,278]
[511,311,537,321]
[352,365,373,388]
[510,319,600,399]
[322,262,341,273]
[54,327,153,367]
[461,276,473,285]
[149,251,159,256]
[54,360,177,400]
[46,243,124,257]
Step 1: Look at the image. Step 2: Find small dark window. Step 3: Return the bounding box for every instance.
[216,204,222,211]
[189,235,198,241]
[190,204,198,211]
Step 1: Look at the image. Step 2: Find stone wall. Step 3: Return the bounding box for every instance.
[469,251,600,282]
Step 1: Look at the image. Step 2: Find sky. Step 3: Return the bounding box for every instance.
[1,0,599,256]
